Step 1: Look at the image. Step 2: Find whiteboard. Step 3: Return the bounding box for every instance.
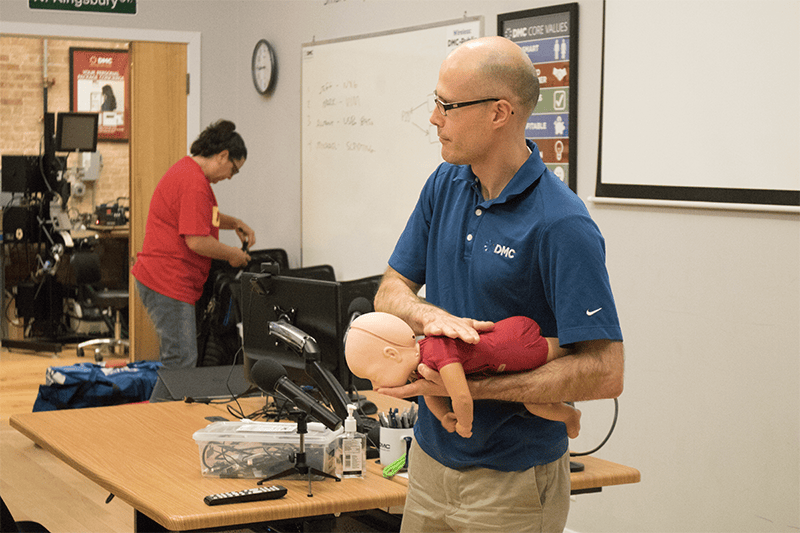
[301,18,483,281]
[597,0,800,207]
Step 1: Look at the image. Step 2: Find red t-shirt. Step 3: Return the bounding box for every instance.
[132,156,219,304]
[418,316,550,376]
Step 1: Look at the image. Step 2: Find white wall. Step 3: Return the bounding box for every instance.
[2,1,798,531]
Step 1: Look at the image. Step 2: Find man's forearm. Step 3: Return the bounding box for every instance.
[374,267,428,335]
[470,340,624,404]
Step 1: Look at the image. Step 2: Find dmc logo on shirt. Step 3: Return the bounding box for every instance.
[484,240,516,259]
[212,206,220,227]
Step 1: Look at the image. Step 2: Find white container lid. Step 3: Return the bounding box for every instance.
[193,420,342,445]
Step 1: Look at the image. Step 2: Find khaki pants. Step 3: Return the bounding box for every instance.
[400,441,570,533]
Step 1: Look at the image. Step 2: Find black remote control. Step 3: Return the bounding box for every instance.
[204,485,287,506]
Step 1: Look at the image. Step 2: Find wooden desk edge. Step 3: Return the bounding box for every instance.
[570,455,641,492]
[371,456,639,492]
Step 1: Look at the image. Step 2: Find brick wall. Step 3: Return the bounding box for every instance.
[0,36,129,216]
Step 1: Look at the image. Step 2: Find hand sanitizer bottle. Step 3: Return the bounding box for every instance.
[336,404,366,479]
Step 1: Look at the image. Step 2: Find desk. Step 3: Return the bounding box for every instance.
[10,393,639,532]
[90,224,130,238]
[10,397,406,532]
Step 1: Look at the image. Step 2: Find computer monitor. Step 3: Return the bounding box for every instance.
[1,154,66,195]
[2,155,40,193]
[241,273,341,384]
[240,271,381,416]
[55,112,98,152]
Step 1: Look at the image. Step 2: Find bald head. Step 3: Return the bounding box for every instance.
[444,36,539,117]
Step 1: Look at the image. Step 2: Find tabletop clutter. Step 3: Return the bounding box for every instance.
[192,403,419,481]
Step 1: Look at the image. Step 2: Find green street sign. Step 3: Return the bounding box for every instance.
[29,0,136,15]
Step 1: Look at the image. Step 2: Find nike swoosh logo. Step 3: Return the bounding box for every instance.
[586,308,603,316]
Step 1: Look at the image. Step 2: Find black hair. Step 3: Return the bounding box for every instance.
[190,119,247,160]
[101,85,117,112]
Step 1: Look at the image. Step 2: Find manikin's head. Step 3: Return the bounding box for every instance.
[344,312,421,389]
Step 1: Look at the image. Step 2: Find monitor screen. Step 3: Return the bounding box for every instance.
[55,112,98,152]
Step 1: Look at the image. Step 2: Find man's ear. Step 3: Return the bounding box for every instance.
[491,100,515,128]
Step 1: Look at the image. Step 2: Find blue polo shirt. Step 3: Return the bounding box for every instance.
[389,140,622,471]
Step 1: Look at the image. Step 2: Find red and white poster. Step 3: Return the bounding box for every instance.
[70,48,129,141]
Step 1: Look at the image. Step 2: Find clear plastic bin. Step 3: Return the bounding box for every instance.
[193,420,342,479]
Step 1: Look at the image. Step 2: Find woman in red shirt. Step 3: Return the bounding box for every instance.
[132,120,255,391]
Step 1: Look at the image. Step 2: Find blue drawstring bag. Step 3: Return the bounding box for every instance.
[32,361,162,412]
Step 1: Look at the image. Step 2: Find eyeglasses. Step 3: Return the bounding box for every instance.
[433,94,501,116]
[229,155,241,176]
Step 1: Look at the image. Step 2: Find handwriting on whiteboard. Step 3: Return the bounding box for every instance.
[306,80,378,154]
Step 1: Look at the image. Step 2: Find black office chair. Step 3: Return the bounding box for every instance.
[1,495,50,533]
[71,251,130,361]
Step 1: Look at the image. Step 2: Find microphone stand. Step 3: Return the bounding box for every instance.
[268,320,362,425]
[257,409,340,497]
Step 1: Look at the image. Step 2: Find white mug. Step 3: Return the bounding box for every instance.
[379,427,414,468]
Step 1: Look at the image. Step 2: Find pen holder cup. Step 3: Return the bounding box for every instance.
[379,427,414,469]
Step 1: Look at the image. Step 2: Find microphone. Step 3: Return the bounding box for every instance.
[344,297,373,346]
[346,297,373,327]
[250,358,342,431]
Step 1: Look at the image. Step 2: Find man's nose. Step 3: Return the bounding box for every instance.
[430,109,443,126]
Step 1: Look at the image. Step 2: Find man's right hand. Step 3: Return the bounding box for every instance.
[375,265,493,343]
[420,312,494,344]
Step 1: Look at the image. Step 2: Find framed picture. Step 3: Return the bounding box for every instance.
[498,3,578,193]
[69,48,130,141]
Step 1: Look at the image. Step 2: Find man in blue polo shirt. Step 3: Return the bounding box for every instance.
[374,36,624,532]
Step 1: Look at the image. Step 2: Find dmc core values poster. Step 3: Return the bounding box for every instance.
[499,4,578,192]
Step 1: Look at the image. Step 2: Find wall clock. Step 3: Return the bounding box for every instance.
[251,39,276,95]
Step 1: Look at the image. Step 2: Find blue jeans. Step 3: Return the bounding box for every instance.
[135,279,198,401]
